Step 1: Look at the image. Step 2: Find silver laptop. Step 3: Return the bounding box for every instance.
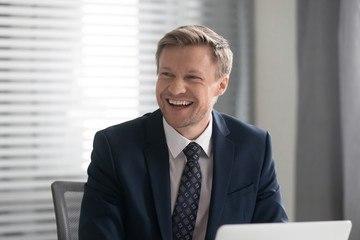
[215,220,352,240]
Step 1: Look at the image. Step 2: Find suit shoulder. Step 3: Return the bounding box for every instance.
[96,110,159,142]
[106,114,149,132]
[217,111,268,140]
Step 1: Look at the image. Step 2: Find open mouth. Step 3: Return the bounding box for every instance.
[167,99,193,108]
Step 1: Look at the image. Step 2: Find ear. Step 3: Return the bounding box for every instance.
[216,77,229,96]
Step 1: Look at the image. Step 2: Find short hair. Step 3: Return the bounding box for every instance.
[156,25,233,79]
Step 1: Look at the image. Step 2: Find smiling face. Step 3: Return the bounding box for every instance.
[156,45,228,140]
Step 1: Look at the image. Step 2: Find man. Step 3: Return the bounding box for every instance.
[79,25,288,240]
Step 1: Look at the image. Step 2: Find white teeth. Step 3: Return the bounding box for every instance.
[168,99,192,106]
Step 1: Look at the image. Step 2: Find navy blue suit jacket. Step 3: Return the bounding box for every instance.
[79,109,288,240]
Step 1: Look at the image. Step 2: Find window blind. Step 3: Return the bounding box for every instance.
[0,0,249,239]
[0,1,84,239]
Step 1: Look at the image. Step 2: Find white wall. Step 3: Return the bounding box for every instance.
[254,0,297,221]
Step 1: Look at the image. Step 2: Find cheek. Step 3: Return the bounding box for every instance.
[156,78,168,91]
[155,80,162,95]
[197,90,214,107]
[203,87,221,106]
[155,82,162,102]
[212,83,222,96]
[206,85,221,98]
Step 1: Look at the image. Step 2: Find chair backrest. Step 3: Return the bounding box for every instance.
[51,181,85,240]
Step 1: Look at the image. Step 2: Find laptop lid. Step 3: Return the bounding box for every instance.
[215,220,352,240]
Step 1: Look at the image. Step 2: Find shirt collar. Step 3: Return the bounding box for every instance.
[163,115,213,159]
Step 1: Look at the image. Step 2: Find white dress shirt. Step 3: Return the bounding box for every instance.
[163,116,213,240]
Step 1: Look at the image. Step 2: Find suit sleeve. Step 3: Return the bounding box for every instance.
[251,131,288,223]
[79,131,126,239]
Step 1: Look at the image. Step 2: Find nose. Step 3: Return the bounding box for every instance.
[168,77,186,95]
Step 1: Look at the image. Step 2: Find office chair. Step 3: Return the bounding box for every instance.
[51,181,85,240]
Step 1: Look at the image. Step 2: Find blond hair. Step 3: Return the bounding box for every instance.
[156,25,233,79]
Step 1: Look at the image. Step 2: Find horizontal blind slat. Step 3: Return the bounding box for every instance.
[0,6,80,17]
[0,172,84,181]
[0,222,56,234]
[0,203,53,212]
[0,50,78,59]
[0,212,55,223]
[0,159,84,167]
[0,0,80,7]
[0,39,80,49]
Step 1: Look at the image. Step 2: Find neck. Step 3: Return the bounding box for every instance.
[176,116,212,140]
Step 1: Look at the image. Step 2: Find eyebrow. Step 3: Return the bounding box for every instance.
[159,67,204,76]
[187,70,203,75]
[159,67,172,71]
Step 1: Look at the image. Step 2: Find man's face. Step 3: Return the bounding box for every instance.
[156,45,228,139]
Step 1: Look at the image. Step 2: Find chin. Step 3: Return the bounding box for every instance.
[164,116,189,129]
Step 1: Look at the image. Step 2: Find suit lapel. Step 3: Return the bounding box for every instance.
[144,110,172,240]
[205,111,235,239]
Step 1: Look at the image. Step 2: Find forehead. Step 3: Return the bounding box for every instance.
[159,45,216,68]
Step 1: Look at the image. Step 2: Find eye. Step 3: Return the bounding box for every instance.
[186,75,201,80]
[161,72,174,78]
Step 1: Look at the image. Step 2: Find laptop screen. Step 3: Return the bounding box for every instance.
[215,220,352,240]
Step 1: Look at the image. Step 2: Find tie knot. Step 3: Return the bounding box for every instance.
[183,142,202,162]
